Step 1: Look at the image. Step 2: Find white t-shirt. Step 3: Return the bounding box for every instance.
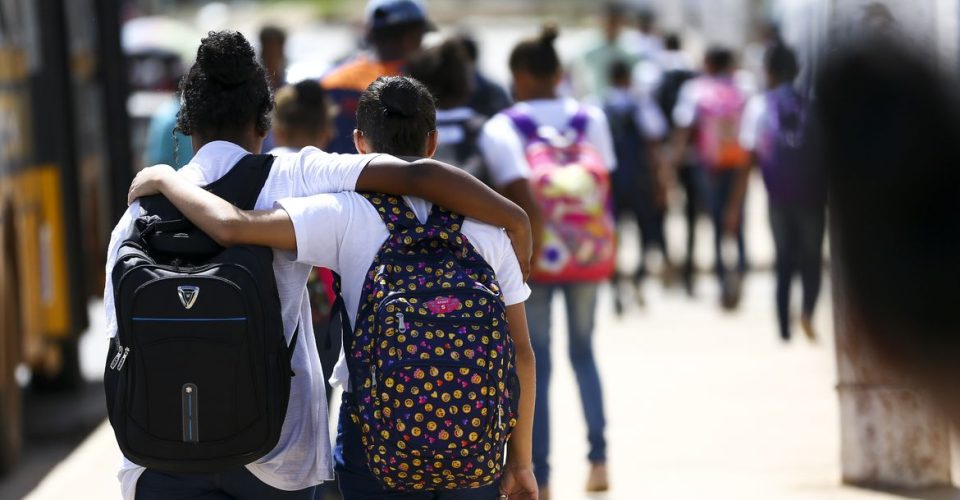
[604,87,668,141]
[478,98,618,188]
[672,73,757,129]
[739,94,768,151]
[276,193,531,392]
[104,141,378,498]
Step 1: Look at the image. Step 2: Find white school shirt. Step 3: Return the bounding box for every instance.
[103,141,378,499]
[478,98,618,189]
[275,193,531,392]
[672,73,757,129]
[604,87,668,141]
[739,93,769,151]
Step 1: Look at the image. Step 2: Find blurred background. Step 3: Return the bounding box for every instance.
[1,0,959,499]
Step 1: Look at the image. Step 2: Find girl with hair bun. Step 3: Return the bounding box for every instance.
[124,75,538,500]
[479,25,618,499]
[111,31,533,500]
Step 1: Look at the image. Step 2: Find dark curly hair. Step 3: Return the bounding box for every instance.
[356,76,436,157]
[177,30,273,138]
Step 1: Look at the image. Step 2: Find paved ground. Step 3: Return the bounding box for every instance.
[13,271,960,500]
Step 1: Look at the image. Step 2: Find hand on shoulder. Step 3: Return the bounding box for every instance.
[128,164,177,205]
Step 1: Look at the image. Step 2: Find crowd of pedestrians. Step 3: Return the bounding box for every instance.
[123,0,827,499]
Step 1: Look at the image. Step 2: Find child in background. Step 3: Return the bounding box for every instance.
[479,25,616,499]
[603,59,669,312]
[740,44,825,342]
[127,76,539,500]
[270,80,335,155]
[671,46,751,310]
[407,39,491,184]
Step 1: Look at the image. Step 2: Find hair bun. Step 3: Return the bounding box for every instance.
[539,24,559,45]
[380,78,419,118]
[197,30,259,87]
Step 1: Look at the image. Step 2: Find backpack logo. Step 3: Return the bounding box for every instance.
[177,286,199,310]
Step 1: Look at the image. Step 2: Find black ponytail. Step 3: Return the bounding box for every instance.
[356,76,436,157]
[177,30,274,138]
[509,24,562,78]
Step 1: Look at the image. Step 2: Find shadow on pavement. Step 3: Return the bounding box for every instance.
[0,381,106,500]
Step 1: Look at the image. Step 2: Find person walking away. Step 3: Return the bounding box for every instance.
[270,80,334,155]
[621,7,664,62]
[653,33,699,295]
[455,34,513,118]
[671,46,751,310]
[322,0,432,154]
[573,1,638,100]
[479,25,616,499]
[127,75,539,500]
[740,44,825,341]
[603,60,669,313]
[108,31,533,500]
[407,39,491,184]
[260,25,287,92]
[259,25,288,152]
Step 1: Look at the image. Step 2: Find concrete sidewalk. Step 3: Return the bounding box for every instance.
[21,274,960,499]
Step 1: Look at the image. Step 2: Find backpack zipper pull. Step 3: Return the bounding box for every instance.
[109,344,123,370]
[397,313,407,333]
[497,404,503,429]
[116,347,131,371]
[370,365,378,392]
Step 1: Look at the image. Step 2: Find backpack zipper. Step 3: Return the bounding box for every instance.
[397,313,407,333]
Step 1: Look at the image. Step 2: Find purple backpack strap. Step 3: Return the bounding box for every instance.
[505,108,542,143]
[568,108,590,140]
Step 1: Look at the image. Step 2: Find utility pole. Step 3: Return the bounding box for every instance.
[828,0,954,488]
[832,256,952,488]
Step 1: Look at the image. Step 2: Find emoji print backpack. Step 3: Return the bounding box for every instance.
[506,106,616,283]
[346,193,519,491]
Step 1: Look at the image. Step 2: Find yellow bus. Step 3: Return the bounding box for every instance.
[0,0,131,472]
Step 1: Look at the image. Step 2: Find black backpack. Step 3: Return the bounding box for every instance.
[656,68,697,129]
[104,154,295,473]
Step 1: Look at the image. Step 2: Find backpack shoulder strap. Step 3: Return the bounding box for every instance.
[568,107,591,141]
[425,203,465,235]
[360,192,419,233]
[505,108,541,143]
[205,154,275,210]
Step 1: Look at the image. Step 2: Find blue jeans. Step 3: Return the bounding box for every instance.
[136,468,317,500]
[769,203,826,339]
[335,393,501,499]
[526,283,607,487]
[695,168,748,282]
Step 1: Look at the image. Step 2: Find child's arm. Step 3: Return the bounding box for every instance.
[499,179,544,271]
[129,158,533,279]
[500,303,538,499]
[357,156,532,278]
[128,165,298,250]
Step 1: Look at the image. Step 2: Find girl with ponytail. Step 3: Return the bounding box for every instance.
[478,25,618,499]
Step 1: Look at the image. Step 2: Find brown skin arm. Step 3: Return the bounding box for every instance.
[500,178,544,271]
[128,157,533,279]
[500,303,538,499]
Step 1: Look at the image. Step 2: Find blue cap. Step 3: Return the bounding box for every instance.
[365,0,434,30]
